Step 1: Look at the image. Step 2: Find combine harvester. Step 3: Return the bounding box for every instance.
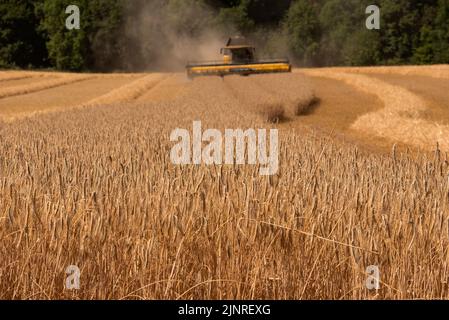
[186,36,292,79]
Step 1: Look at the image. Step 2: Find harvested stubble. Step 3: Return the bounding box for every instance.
[304,70,449,151]
[83,74,166,106]
[303,65,449,80]
[0,73,34,82]
[0,71,53,82]
[0,76,60,89]
[1,79,449,300]
[0,74,95,99]
[361,73,449,126]
[137,74,190,103]
[0,76,146,122]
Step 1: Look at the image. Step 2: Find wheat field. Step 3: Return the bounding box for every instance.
[0,66,449,299]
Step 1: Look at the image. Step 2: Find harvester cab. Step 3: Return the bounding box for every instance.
[186,36,291,79]
[220,36,256,64]
[221,46,255,64]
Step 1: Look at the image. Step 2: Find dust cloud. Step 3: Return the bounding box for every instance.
[117,0,228,72]
[94,0,291,72]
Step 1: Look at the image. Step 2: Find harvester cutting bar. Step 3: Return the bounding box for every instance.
[186,59,292,78]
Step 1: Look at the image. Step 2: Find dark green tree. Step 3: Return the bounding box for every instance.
[0,0,47,68]
[343,30,382,66]
[39,0,123,71]
[377,0,430,65]
[283,0,321,66]
[86,0,123,70]
[1,0,448,70]
[216,0,255,33]
[433,0,449,63]
[40,0,89,70]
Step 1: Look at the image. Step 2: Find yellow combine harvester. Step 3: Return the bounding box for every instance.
[186,36,292,78]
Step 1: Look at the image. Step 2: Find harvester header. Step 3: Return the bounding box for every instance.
[186,36,292,78]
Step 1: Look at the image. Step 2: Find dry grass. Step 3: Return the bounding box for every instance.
[1,68,449,300]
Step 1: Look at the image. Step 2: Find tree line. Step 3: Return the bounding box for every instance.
[1,0,448,71]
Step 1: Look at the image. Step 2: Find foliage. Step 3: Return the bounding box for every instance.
[1,0,448,70]
[0,0,47,68]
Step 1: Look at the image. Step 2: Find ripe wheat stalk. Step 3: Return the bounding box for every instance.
[0,71,448,300]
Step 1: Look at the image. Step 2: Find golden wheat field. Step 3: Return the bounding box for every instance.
[0,66,449,299]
